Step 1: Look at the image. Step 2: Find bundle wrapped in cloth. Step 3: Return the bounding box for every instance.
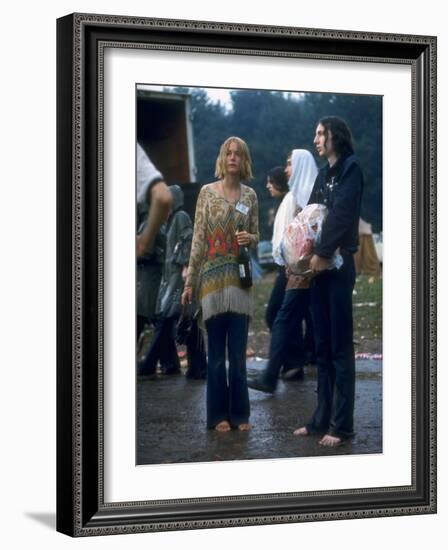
[281,203,343,277]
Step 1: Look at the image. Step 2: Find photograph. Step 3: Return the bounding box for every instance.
[135,84,383,465]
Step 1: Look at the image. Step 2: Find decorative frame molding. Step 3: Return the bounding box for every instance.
[56,13,436,537]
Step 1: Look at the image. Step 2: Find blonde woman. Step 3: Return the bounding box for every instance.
[182,137,259,432]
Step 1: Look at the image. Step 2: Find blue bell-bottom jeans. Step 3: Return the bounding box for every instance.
[306,254,356,439]
[205,312,250,428]
[259,288,309,390]
[265,266,308,372]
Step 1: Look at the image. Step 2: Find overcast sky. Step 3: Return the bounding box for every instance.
[137,84,303,111]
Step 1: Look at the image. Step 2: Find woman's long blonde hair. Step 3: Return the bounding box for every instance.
[214,136,253,181]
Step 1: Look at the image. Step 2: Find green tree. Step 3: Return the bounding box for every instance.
[175,86,383,237]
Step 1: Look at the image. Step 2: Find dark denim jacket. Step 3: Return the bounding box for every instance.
[308,154,364,258]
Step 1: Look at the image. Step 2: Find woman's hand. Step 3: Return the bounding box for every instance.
[236,230,251,246]
[181,286,193,305]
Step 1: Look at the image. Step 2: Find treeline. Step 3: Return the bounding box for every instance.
[174,87,382,238]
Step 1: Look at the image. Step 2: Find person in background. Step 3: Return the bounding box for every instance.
[294,116,364,447]
[182,137,259,432]
[139,185,200,377]
[136,143,172,342]
[286,152,317,367]
[264,166,304,379]
[248,149,318,394]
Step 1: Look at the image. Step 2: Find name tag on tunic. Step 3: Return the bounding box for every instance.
[235,201,249,216]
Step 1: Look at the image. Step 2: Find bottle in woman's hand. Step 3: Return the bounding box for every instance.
[236,224,252,288]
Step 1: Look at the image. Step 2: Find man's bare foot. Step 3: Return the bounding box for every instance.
[319,434,342,447]
[237,423,250,432]
[215,421,231,433]
[293,426,309,436]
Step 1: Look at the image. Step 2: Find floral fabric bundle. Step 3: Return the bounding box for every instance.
[281,204,343,276]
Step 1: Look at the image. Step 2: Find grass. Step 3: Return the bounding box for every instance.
[352,274,382,354]
[249,271,382,357]
[139,270,383,362]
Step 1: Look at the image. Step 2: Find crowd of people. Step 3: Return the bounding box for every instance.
[136,115,364,447]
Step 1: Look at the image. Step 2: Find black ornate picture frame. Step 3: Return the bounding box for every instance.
[56,13,437,536]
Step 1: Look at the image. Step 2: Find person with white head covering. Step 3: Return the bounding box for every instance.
[287,148,319,211]
[265,163,309,380]
[285,149,319,366]
[271,150,318,265]
[248,149,318,393]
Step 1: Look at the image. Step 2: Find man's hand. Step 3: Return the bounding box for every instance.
[310,254,330,274]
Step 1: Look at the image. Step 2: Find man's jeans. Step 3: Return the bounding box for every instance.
[205,312,250,428]
[306,255,356,438]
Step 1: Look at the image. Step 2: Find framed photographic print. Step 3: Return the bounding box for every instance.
[56,13,436,536]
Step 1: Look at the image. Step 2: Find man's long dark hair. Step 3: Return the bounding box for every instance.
[319,116,354,157]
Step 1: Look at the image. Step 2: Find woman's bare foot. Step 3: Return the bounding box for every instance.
[293,426,309,436]
[237,423,250,432]
[215,421,231,433]
[319,434,342,447]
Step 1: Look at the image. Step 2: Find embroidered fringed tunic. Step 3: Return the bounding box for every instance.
[186,183,259,322]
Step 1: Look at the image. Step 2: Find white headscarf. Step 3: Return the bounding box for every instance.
[288,149,318,210]
[272,192,295,265]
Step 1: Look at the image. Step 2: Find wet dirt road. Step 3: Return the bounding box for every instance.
[137,359,382,465]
